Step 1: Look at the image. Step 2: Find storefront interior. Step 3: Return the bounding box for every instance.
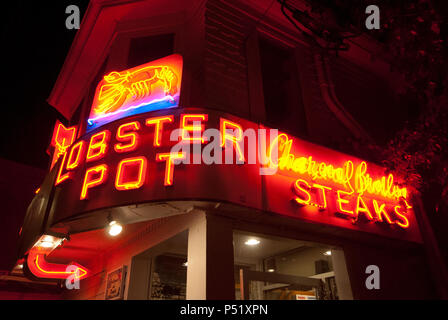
[126,226,352,300]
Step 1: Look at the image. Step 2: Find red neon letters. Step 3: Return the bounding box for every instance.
[55,152,71,186]
[86,130,111,162]
[115,157,147,190]
[156,152,186,186]
[50,122,77,169]
[270,133,408,201]
[291,178,409,228]
[292,179,311,206]
[114,121,140,153]
[373,200,393,224]
[66,140,85,170]
[80,164,108,200]
[181,114,207,143]
[146,116,174,146]
[220,118,245,162]
[53,113,413,233]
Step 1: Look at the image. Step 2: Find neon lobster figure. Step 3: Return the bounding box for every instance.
[94,65,178,114]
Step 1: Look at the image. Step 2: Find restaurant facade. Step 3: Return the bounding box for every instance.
[15,0,448,299]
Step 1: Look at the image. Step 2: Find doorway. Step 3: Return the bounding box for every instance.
[127,230,188,299]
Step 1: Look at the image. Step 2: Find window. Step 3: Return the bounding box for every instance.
[127,33,175,68]
[150,254,187,300]
[258,37,308,137]
[127,230,188,300]
[233,230,351,300]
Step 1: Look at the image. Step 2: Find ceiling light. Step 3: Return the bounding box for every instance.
[324,250,332,256]
[245,238,260,246]
[108,221,123,236]
[267,268,275,273]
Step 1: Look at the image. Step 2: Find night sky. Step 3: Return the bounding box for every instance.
[0,1,89,170]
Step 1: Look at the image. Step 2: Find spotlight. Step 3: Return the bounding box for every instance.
[244,238,260,246]
[108,221,123,236]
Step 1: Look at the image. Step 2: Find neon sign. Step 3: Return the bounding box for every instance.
[25,235,90,281]
[269,133,412,229]
[87,54,183,131]
[269,133,407,200]
[53,110,418,240]
[49,121,77,169]
[27,252,89,281]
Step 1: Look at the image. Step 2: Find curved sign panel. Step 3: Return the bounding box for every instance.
[51,107,421,243]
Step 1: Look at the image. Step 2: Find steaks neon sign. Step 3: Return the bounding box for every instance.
[268,133,411,229]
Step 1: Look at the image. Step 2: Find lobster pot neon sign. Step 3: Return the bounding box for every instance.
[87,54,183,131]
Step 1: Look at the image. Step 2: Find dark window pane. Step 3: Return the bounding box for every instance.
[150,254,187,300]
[259,37,307,137]
[127,33,175,68]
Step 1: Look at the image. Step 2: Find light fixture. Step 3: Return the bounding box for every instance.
[266,258,276,273]
[244,238,260,246]
[108,220,123,236]
[324,250,332,256]
[11,262,25,275]
[33,235,64,252]
[40,241,55,248]
[182,261,188,267]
